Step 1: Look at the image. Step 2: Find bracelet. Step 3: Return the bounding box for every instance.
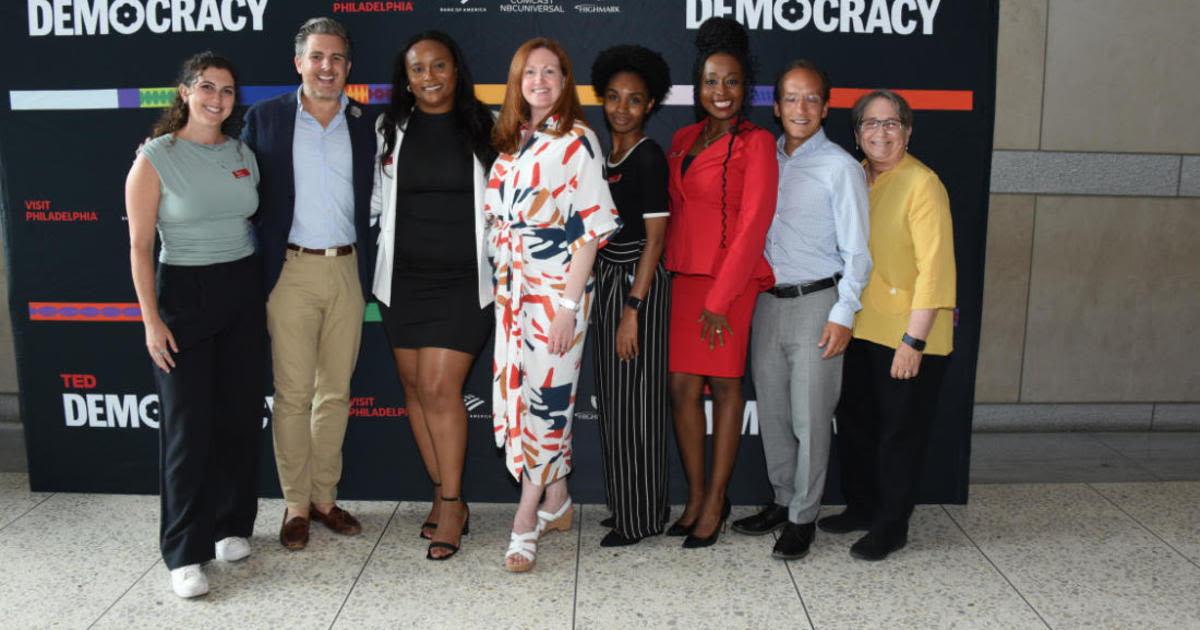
[558,296,580,312]
[900,333,926,352]
[624,296,644,312]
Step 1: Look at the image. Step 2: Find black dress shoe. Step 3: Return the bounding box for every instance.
[682,497,731,549]
[817,511,871,534]
[599,529,644,547]
[665,519,694,537]
[849,530,907,561]
[772,521,816,560]
[731,504,788,536]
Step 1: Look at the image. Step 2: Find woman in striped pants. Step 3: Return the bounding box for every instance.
[589,45,673,546]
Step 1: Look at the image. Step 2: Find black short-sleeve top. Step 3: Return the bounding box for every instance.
[603,137,669,245]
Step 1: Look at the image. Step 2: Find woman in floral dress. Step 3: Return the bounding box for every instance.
[485,38,620,572]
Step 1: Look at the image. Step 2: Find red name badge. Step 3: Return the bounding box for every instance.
[232,169,251,179]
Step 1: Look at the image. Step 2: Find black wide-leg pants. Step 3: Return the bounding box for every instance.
[154,254,266,569]
[833,338,948,537]
[592,248,671,539]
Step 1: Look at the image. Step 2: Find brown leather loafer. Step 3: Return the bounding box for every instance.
[280,512,309,551]
[310,504,362,536]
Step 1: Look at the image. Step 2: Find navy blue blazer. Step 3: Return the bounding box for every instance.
[241,91,376,298]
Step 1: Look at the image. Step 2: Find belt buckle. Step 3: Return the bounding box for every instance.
[324,247,338,257]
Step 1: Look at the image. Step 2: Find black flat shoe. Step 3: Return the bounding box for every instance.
[426,496,469,561]
[682,498,731,549]
[849,530,906,561]
[817,510,871,534]
[600,515,615,528]
[731,504,788,536]
[772,522,815,560]
[600,529,644,547]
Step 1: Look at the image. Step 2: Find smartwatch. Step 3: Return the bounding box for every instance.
[624,296,644,312]
[901,333,926,352]
[558,296,581,312]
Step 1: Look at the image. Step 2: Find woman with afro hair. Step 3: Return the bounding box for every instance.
[662,17,778,548]
[588,45,672,547]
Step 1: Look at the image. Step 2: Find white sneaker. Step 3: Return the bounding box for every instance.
[215,536,251,562]
[170,564,209,598]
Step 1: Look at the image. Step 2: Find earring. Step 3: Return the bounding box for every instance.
[405,85,411,93]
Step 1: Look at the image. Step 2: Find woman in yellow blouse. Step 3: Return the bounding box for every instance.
[818,89,955,562]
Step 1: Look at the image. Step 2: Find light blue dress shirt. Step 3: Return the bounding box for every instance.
[766,127,872,328]
[289,88,356,248]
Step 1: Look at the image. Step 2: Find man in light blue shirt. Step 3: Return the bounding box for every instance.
[733,60,871,560]
[242,17,377,551]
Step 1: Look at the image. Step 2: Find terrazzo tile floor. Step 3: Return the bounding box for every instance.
[0,432,1198,629]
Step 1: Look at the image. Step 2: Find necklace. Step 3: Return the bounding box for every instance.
[701,123,728,148]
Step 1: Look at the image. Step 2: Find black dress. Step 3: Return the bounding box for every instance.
[378,109,491,354]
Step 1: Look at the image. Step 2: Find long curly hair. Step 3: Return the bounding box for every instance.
[492,38,587,155]
[151,51,241,139]
[691,17,755,249]
[380,31,497,171]
[589,44,672,121]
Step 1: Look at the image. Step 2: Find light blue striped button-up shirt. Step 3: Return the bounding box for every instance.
[288,88,356,248]
[766,127,872,328]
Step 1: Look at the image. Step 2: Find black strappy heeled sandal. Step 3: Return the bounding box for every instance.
[426,496,469,561]
[419,482,442,540]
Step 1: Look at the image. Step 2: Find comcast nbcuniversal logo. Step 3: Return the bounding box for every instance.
[27,0,269,37]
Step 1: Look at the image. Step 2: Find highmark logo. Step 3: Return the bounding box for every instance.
[27,0,269,37]
[685,0,942,34]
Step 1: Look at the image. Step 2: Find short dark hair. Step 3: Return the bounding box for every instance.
[590,45,672,119]
[773,59,830,104]
[294,17,352,61]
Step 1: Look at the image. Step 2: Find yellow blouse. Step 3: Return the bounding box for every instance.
[853,153,956,356]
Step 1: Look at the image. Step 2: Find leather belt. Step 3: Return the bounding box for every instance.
[287,243,355,257]
[767,274,841,298]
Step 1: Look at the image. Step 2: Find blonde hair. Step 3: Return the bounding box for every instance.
[491,38,586,155]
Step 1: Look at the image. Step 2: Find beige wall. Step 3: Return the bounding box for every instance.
[977,0,1200,408]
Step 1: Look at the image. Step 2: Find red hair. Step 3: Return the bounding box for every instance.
[491,38,587,155]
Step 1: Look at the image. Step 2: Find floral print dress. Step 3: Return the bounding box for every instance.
[485,118,620,484]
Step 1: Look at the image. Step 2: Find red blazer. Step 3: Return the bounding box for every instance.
[665,119,777,315]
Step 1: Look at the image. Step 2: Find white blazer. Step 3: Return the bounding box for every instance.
[370,112,493,308]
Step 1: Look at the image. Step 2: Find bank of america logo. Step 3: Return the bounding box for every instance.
[463,393,486,411]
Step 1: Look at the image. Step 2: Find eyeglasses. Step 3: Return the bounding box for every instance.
[859,118,904,132]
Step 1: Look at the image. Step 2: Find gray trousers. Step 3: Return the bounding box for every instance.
[750,288,842,524]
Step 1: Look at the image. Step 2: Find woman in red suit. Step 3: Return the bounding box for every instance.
[664,17,777,548]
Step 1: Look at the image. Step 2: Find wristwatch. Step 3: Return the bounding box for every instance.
[558,296,580,312]
[624,296,644,312]
[901,333,926,352]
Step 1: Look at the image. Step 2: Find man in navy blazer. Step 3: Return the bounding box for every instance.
[241,16,376,552]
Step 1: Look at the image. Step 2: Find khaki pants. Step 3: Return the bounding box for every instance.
[267,248,364,510]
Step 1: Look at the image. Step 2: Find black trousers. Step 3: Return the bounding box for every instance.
[833,338,948,537]
[154,254,266,569]
[592,247,671,538]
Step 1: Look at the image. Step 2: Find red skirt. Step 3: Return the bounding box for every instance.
[669,273,759,378]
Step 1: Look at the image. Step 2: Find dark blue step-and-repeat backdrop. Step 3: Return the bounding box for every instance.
[1,1,996,505]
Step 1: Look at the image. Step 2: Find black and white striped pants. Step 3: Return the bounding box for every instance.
[591,241,671,538]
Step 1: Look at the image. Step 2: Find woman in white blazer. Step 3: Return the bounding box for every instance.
[370,30,497,561]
